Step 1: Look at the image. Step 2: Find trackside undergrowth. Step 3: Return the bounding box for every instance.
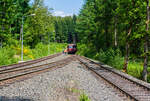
[0,43,150,82]
[76,44,150,83]
[0,43,67,66]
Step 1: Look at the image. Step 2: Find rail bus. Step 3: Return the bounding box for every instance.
[63,44,77,54]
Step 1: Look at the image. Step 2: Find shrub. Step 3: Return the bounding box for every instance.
[31,42,67,59]
[0,43,67,66]
[94,48,124,70]
[0,47,18,66]
[77,43,97,58]
[76,43,88,55]
[127,62,143,79]
[32,43,48,59]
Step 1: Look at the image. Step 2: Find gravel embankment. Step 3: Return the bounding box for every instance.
[0,59,124,101]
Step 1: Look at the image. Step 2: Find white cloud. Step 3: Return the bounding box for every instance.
[53,11,73,17]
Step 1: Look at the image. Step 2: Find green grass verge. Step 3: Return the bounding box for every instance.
[0,43,67,66]
[127,62,143,79]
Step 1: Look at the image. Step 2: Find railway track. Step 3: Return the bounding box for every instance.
[77,55,150,101]
[0,53,61,71]
[0,54,76,88]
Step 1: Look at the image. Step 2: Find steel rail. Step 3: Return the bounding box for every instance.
[77,56,150,101]
[0,53,61,71]
[0,54,68,74]
[0,56,74,78]
[0,56,76,87]
[80,55,150,91]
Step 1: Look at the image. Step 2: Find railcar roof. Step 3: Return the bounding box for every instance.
[68,44,76,46]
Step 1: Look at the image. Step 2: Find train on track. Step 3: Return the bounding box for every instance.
[63,44,77,54]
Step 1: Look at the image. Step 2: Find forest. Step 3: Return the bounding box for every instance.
[0,0,150,82]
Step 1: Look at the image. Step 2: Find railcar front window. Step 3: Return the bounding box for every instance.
[69,46,73,48]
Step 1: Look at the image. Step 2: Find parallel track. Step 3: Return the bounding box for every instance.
[77,56,150,101]
[0,54,76,88]
[0,53,61,71]
[2,54,150,101]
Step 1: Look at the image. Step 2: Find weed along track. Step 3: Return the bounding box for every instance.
[0,54,76,87]
[77,56,150,101]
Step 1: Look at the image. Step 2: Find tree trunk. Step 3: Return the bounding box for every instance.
[75,32,78,43]
[0,39,2,48]
[73,34,76,44]
[142,36,149,81]
[123,41,130,72]
[105,25,109,47]
[123,26,132,72]
[114,17,117,47]
[9,25,11,34]
[142,0,149,82]
[20,27,22,41]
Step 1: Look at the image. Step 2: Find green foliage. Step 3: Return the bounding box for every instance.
[80,93,91,101]
[77,44,150,82]
[24,5,54,47]
[147,72,150,83]
[1,0,76,48]
[76,0,150,82]
[94,48,124,70]
[127,62,143,79]
[77,43,124,70]
[0,47,19,66]
[0,0,150,82]
[0,0,30,45]
[31,42,66,59]
[77,43,97,58]
[0,43,67,66]
[54,15,77,43]
[31,43,48,58]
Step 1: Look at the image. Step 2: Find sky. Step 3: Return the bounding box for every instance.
[30,0,84,17]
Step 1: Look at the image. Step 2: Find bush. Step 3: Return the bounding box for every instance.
[94,48,124,70]
[0,43,67,66]
[77,43,97,58]
[32,43,48,59]
[77,44,150,82]
[31,42,67,59]
[0,47,18,66]
[76,43,88,55]
[127,62,143,79]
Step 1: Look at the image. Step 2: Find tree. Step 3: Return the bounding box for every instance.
[54,16,75,43]
[0,0,30,46]
[142,0,150,81]
[24,5,53,47]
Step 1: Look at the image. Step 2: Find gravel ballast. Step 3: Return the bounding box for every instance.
[0,59,124,101]
[22,54,71,69]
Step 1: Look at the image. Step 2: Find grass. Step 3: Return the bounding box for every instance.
[127,62,143,79]
[127,61,150,82]
[31,42,67,59]
[0,47,19,66]
[70,88,81,93]
[80,93,91,101]
[68,88,91,101]
[0,42,67,66]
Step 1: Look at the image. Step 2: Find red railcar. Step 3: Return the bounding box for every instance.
[64,44,77,54]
